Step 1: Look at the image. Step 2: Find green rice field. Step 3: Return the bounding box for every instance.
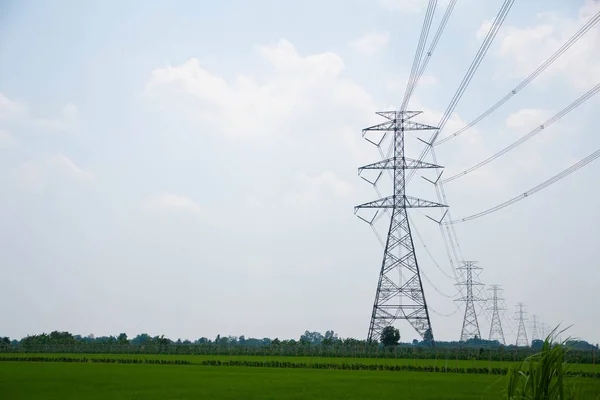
[1,354,599,399]
[0,362,564,399]
[1,352,598,373]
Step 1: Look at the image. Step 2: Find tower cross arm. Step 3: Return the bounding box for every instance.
[376,111,422,121]
[404,196,447,208]
[362,120,438,133]
[359,157,443,171]
[355,196,447,210]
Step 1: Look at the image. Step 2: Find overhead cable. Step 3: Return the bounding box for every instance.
[407,0,515,184]
[442,82,600,184]
[401,0,457,112]
[444,148,600,224]
[435,10,600,146]
[402,0,438,113]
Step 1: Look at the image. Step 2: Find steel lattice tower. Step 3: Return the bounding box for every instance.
[487,285,506,345]
[455,261,483,341]
[355,111,446,343]
[531,315,540,341]
[515,303,529,347]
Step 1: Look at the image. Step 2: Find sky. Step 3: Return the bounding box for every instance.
[1,0,599,344]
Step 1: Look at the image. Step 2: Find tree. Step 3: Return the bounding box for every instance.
[423,328,434,344]
[217,336,229,346]
[380,326,400,347]
[117,333,128,345]
[271,338,281,346]
[130,333,152,345]
[152,335,171,347]
[300,331,324,345]
[322,330,339,346]
[531,339,544,351]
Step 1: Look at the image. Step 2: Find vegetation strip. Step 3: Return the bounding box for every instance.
[198,359,600,378]
[0,356,189,365]
[2,356,598,378]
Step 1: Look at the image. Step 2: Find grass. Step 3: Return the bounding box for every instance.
[505,331,600,399]
[0,361,526,399]
[1,352,598,373]
[1,360,598,399]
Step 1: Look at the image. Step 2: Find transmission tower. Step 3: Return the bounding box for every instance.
[455,261,484,341]
[487,284,506,345]
[515,303,529,347]
[355,110,446,342]
[531,315,540,341]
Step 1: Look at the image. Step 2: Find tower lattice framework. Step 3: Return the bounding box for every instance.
[355,111,446,342]
[515,303,529,347]
[531,315,540,341]
[487,284,506,345]
[455,261,483,341]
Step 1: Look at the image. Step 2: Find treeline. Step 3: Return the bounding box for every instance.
[1,331,597,364]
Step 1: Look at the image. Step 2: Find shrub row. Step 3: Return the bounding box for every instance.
[2,356,597,379]
[199,359,600,379]
[88,358,190,365]
[4,344,596,364]
[0,356,189,365]
[0,356,88,363]
[200,359,510,374]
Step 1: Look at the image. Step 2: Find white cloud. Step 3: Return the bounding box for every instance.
[144,193,203,216]
[379,0,427,13]
[284,171,353,207]
[0,93,77,133]
[488,1,600,89]
[34,103,78,132]
[505,108,551,131]
[49,154,91,179]
[246,194,263,209]
[15,154,92,191]
[379,0,450,13]
[0,129,13,148]
[476,20,493,41]
[0,92,26,120]
[386,74,437,92]
[350,32,390,56]
[145,39,375,142]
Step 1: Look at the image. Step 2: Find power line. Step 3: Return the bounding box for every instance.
[429,303,462,317]
[407,0,515,277]
[402,0,438,112]
[435,10,600,146]
[408,0,515,184]
[401,0,457,112]
[421,269,458,299]
[409,214,455,280]
[442,82,600,184]
[444,147,600,224]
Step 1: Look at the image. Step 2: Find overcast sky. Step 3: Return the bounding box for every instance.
[1,0,599,344]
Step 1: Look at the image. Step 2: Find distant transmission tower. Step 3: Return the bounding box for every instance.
[531,315,539,341]
[355,111,446,342]
[455,261,484,341]
[487,284,506,345]
[515,303,529,347]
